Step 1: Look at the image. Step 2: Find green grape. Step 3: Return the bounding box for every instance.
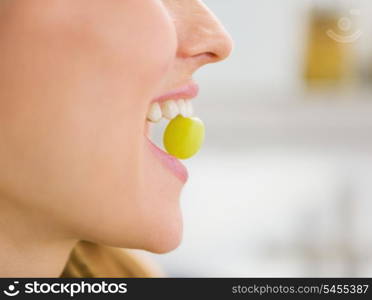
[163,114,205,159]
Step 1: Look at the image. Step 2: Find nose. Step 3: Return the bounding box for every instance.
[175,1,233,65]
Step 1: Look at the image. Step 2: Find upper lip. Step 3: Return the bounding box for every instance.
[151,82,199,104]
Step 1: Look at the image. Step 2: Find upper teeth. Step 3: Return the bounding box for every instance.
[147,99,194,123]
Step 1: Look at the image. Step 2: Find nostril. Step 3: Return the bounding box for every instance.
[193,52,218,63]
[205,52,218,59]
[186,27,234,64]
[193,45,231,65]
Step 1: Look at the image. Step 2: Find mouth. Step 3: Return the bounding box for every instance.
[144,82,199,183]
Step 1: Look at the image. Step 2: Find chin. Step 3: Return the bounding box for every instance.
[87,203,184,254]
[144,213,184,254]
[131,205,184,254]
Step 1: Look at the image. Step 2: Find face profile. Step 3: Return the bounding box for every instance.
[0,0,232,277]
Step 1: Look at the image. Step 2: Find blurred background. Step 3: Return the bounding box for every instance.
[146,0,372,277]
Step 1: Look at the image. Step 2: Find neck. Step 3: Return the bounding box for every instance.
[0,199,78,277]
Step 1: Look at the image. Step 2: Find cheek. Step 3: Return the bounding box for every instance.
[0,1,177,228]
[1,0,177,106]
[74,0,178,102]
[0,0,177,159]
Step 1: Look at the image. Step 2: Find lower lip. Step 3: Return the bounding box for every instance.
[145,136,189,183]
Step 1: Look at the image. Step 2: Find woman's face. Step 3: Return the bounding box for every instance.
[0,0,232,253]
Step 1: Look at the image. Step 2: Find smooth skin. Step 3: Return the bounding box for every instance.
[0,0,232,277]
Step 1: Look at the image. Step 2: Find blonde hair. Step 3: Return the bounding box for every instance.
[60,240,164,278]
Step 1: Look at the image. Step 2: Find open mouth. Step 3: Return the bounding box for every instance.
[144,83,199,183]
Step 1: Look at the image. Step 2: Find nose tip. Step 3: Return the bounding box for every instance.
[210,26,234,63]
[192,17,234,65]
[176,2,234,65]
